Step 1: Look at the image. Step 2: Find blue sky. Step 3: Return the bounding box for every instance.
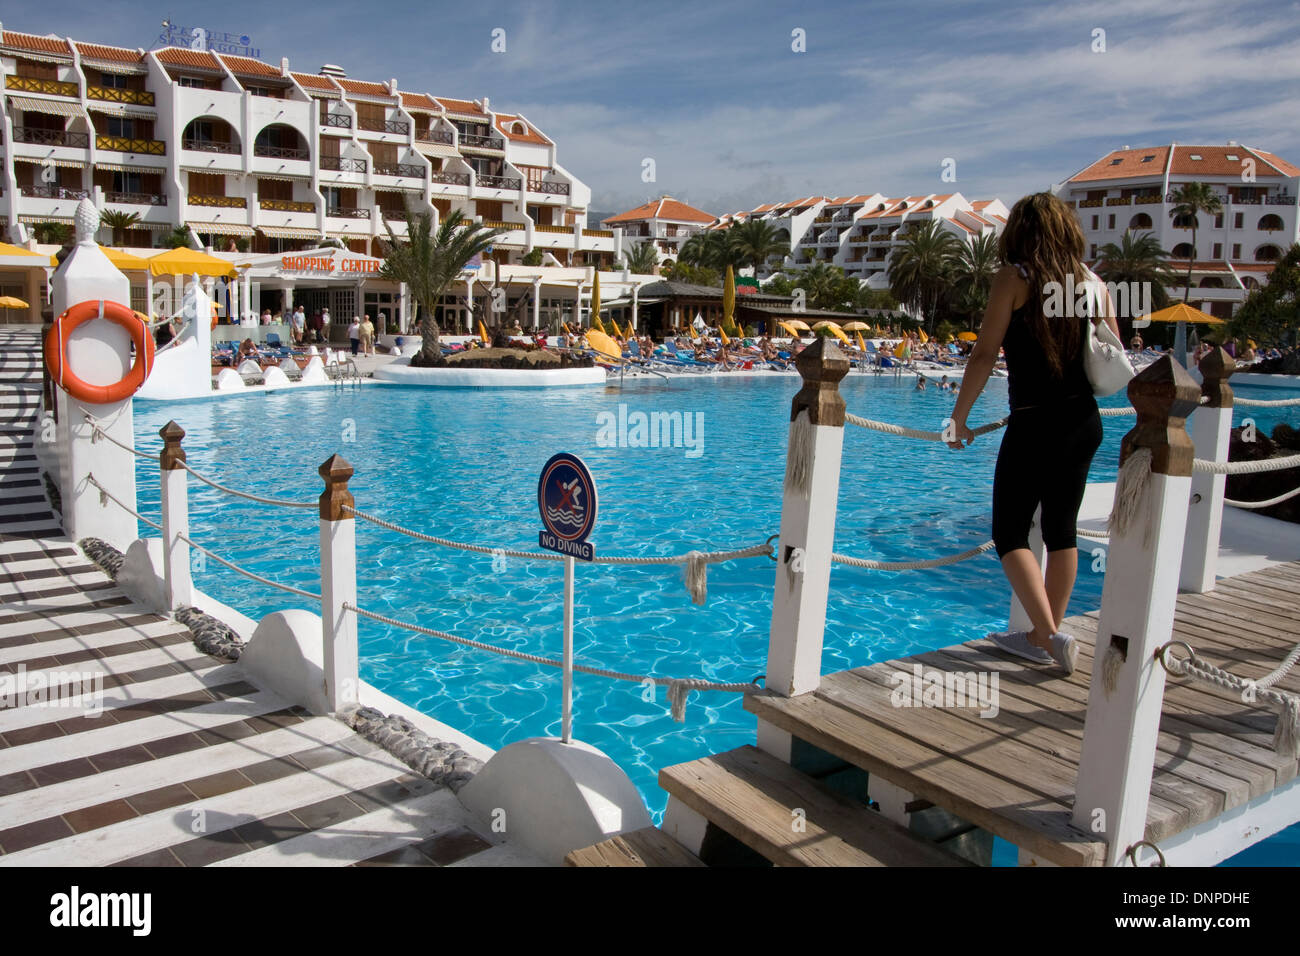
[15,0,1300,217]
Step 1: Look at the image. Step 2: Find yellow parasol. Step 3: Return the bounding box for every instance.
[842,320,871,332]
[478,320,491,343]
[855,331,868,352]
[918,329,929,344]
[785,318,811,332]
[777,320,804,338]
[98,246,150,271]
[0,242,56,266]
[585,328,623,361]
[813,320,850,344]
[719,324,730,346]
[561,322,572,336]
[592,313,607,334]
[1140,302,1227,325]
[625,321,636,339]
[723,264,735,331]
[893,341,909,359]
[147,247,237,278]
[590,271,601,328]
[957,331,978,342]
[0,295,30,321]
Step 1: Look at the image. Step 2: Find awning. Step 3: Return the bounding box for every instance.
[147,247,239,277]
[81,61,147,76]
[252,172,311,183]
[444,111,487,123]
[7,95,87,118]
[186,222,256,238]
[258,226,323,239]
[14,157,86,169]
[412,141,459,160]
[1,51,71,65]
[86,101,157,119]
[94,160,164,173]
[18,214,75,224]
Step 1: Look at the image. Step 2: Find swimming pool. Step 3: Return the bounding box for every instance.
[132,372,1300,864]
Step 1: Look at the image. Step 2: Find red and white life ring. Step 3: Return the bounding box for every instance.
[44,299,155,404]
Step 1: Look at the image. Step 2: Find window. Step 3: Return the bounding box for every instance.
[1188,153,1203,160]
[1226,153,1239,161]
[1107,214,1115,229]
[114,171,143,193]
[1141,155,1155,163]
[101,116,136,139]
[177,75,207,88]
[257,178,293,201]
[100,72,128,89]
[188,172,225,196]
[1214,214,1223,228]
[1091,215,1099,230]
[246,85,270,97]
[511,121,526,135]
[1231,243,1241,258]
[1109,158,1122,166]
[1212,243,1222,258]
[1234,213,1243,229]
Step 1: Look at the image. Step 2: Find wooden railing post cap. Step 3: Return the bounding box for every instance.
[1121,355,1201,476]
[1198,347,1236,409]
[159,420,186,469]
[319,454,355,521]
[791,337,850,426]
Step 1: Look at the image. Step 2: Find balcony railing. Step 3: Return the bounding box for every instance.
[460,132,504,150]
[430,170,470,186]
[323,113,352,129]
[534,223,573,234]
[1133,194,1163,205]
[528,180,570,196]
[19,184,90,200]
[373,162,424,178]
[477,174,521,190]
[416,128,455,144]
[1078,198,1105,208]
[583,229,613,238]
[105,191,167,206]
[850,235,871,244]
[321,155,366,173]
[358,119,410,135]
[189,194,247,208]
[381,208,407,220]
[1264,194,1296,206]
[5,75,79,97]
[183,138,239,154]
[13,126,89,148]
[326,206,371,219]
[254,144,309,160]
[86,85,155,106]
[260,198,316,213]
[1106,196,1131,206]
[482,220,521,231]
[97,135,166,155]
[813,215,832,223]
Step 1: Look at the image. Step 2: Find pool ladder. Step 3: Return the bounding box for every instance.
[332,356,362,388]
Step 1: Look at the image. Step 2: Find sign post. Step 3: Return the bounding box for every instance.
[537,453,598,744]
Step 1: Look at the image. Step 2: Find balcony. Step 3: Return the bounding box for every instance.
[189,194,247,208]
[1133,194,1163,205]
[528,180,570,196]
[1078,198,1104,208]
[321,155,366,173]
[373,162,424,178]
[13,127,89,148]
[813,215,832,223]
[380,208,407,220]
[583,229,613,238]
[460,132,504,150]
[850,235,871,244]
[260,198,316,213]
[5,75,79,97]
[477,174,521,190]
[1264,194,1295,206]
[97,135,166,155]
[105,191,167,206]
[254,144,310,161]
[326,206,371,219]
[183,138,239,154]
[86,85,155,106]
[323,113,352,129]
[1106,196,1131,206]
[482,220,522,231]
[534,223,572,234]
[19,184,90,200]
[359,119,410,135]
[430,170,470,186]
[416,128,455,145]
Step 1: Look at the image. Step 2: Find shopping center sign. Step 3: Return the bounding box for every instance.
[278,252,384,278]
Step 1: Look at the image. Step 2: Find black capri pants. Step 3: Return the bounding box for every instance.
[992,395,1103,559]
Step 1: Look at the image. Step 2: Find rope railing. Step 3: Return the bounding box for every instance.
[175,460,317,510]
[1235,395,1300,407]
[1224,485,1300,509]
[86,475,162,531]
[845,413,1007,442]
[1191,453,1300,475]
[833,540,995,570]
[176,531,322,601]
[344,602,769,722]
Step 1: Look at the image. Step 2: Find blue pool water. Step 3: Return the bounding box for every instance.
[132,372,1300,864]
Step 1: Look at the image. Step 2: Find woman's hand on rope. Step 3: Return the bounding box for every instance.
[946,420,975,450]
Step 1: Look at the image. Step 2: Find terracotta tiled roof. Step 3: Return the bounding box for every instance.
[862,199,908,219]
[990,214,1006,223]
[605,197,715,224]
[495,114,551,146]
[336,77,390,97]
[1168,145,1282,178]
[1244,147,1300,178]
[793,196,824,208]
[752,203,779,213]
[950,220,978,234]
[437,97,484,115]
[971,199,993,209]
[400,91,438,111]
[155,47,222,70]
[930,193,954,202]
[219,54,280,77]
[291,72,337,91]
[965,212,993,226]
[1069,146,1172,183]
[74,42,144,64]
[1,30,73,55]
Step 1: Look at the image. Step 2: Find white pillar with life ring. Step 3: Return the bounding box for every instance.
[47,198,145,551]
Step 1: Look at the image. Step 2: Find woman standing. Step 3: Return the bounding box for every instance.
[946,192,1119,674]
[347,316,361,356]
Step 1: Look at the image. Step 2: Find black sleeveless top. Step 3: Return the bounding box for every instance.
[1002,283,1092,411]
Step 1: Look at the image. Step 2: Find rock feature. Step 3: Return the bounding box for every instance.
[340,704,485,792]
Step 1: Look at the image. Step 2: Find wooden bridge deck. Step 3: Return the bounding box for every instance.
[748,564,1300,866]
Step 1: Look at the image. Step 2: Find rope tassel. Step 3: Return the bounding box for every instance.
[1109,447,1153,542]
[1101,641,1125,697]
[684,551,707,605]
[667,679,699,722]
[785,416,814,497]
[1275,696,1300,759]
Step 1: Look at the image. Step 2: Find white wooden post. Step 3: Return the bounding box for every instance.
[764,338,850,699]
[1180,348,1235,593]
[319,454,359,712]
[158,421,192,609]
[1008,506,1046,632]
[1073,356,1200,865]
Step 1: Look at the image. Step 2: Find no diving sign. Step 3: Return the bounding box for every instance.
[537,453,597,561]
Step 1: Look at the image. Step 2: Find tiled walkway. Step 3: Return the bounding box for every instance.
[0,329,536,867]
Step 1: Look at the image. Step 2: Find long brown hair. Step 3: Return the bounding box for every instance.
[998,192,1089,377]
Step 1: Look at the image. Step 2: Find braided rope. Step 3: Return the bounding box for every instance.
[1191,453,1300,475]
[86,475,162,531]
[1099,407,1137,416]
[176,460,317,510]
[176,531,321,601]
[345,603,768,722]
[1076,527,1111,539]
[1164,644,1299,755]
[833,540,995,570]
[1225,485,1300,509]
[1235,395,1300,407]
[86,420,151,459]
[846,413,1008,442]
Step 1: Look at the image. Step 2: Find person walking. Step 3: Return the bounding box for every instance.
[290,307,305,345]
[348,316,361,356]
[359,314,375,356]
[946,192,1119,674]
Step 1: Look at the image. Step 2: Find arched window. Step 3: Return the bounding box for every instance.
[1197,277,1224,288]
[1255,244,1282,262]
[1258,214,1284,232]
[1171,242,1194,259]
[1241,276,1260,290]
[1172,213,1195,228]
[182,116,240,153]
[1129,213,1153,230]
[511,121,526,135]
[254,123,307,159]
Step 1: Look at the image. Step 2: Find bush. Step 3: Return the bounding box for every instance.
[1272,423,1300,451]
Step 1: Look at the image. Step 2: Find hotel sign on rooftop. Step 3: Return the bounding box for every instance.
[153,21,261,58]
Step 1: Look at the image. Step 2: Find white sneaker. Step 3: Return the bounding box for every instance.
[989,630,1052,664]
[1049,633,1078,675]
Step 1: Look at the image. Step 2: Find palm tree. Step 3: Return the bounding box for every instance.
[162,225,194,249]
[946,232,999,329]
[1169,182,1223,303]
[890,219,960,330]
[379,207,505,365]
[728,219,790,278]
[797,261,850,311]
[680,229,746,273]
[621,241,660,275]
[1094,231,1175,335]
[99,210,142,246]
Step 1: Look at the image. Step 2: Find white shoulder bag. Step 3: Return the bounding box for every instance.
[1080,267,1134,397]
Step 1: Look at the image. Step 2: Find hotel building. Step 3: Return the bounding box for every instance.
[1054,142,1300,318]
[601,196,716,265]
[710,192,1008,288]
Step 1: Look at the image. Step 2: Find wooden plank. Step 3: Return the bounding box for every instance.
[565,827,706,867]
[659,745,969,867]
[745,692,1105,866]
